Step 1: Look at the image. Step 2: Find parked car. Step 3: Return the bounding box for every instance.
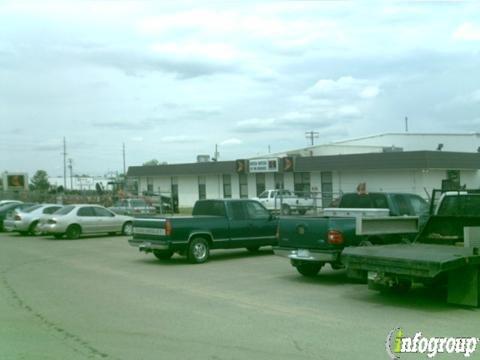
[38,204,134,239]
[0,200,22,206]
[253,189,315,215]
[4,204,63,235]
[0,202,37,231]
[109,198,156,216]
[128,199,278,263]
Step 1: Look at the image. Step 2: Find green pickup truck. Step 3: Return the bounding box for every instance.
[128,199,277,263]
[342,191,480,306]
[274,192,428,276]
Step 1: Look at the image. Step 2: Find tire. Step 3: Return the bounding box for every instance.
[246,246,260,253]
[54,234,63,239]
[281,204,291,215]
[66,225,81,240]
[298,209,307,215]
[295,262,323,277]
[28,221,41,236]
[391,279,412,293]
[359,240,373,247]
[153,250,174,260]
[122,222,133,236]
[187,237,210,264]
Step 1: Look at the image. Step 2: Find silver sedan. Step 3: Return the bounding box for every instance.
[39,204,134,239]
[4,204,63,235]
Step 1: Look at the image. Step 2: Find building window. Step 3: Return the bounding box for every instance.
[146,177,154,193]
[294,172,310,196]
[274,173,284,189]
[239,173,248,199]
[223,174,232,199]
[321,171,333,207]
[198,176,206,200]
[256,173,265,196]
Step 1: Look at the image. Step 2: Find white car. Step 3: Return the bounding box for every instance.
[253,189,315,215]
[4,204,63,235]
[38,204,134,239]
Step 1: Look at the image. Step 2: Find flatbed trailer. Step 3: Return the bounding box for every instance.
[342,215,480,307]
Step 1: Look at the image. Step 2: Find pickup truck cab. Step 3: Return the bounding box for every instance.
[128,199,277,263]
[274,192,428,276]
[253,189,314,215]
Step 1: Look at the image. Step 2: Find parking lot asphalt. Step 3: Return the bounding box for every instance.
[1,232,479,360]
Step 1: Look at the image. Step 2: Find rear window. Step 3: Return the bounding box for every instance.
[55,205,75,215]
[436,195,480,216]
[22,204,43,213]
[339,193,388,208]
[192,201,226,216]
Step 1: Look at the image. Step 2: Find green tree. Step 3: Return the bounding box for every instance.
[31,170,50,191]
[143,159,160,166]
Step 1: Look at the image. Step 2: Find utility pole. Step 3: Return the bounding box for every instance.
[305,131,319,146]
[68,158,73,190]
[213,144,219,161]
[405,116,409,132]
[63,137,67,189]
[122,143,126,175]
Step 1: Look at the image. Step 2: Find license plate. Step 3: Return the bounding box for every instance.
[297,249,310,258]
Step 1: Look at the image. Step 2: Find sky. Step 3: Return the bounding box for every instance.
[1,1,480,177]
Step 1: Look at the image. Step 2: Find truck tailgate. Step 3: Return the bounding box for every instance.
[342,244,480,278]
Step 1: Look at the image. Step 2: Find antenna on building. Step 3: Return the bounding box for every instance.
[405,116,409,132]
[305,131,319,146]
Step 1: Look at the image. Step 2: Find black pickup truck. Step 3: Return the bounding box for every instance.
[274,192,428,276]
[128,199,277,263]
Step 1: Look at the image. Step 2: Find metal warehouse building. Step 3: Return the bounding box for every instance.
[126,133,480,209]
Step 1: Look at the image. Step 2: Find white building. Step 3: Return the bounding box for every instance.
[127,133,480,209]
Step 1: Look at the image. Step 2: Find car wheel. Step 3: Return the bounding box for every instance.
[54,234,63,239]
[153,250,174,260]
[28,221,41,236]
[66,225,81,240]
[281,204,291,215]
[122,222,133,236]
[295,262,323,277]
[298,209,307,215]
[187,237,210,264]
[246,246,260,253]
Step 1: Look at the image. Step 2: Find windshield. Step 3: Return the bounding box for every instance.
[131,200,147,207]
[54,205,75,215]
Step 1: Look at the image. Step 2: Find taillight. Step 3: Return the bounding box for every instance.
[165,220,172,236]
[47,219,57,225]
[14,214,21,221]
[327,230,344,245]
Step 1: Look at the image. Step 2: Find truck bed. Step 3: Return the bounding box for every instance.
[342,243,480,278]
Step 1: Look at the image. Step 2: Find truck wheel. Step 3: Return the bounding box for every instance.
[188,237,210,264]
[54,234,63,239]
[298,209,307,215]
[153,250,174,260]
[295,262,323,277]
[122,222,133,236]
[391,279,412,293]
[246,246,260,253]
[281,204,291,215]
[66,225,81,240]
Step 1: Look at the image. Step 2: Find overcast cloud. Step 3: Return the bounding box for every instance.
[1,1,479,176]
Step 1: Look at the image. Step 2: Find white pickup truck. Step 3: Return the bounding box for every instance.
[253,189,315,215]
